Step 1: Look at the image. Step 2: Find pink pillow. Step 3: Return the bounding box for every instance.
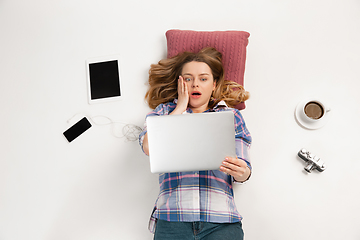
[166,29,250,110]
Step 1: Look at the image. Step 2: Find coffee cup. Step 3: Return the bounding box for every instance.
[295,99,331,129]
[303,100,330,122]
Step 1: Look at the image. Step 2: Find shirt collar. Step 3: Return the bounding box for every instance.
[173,99,228,113]
[214,100,228,109]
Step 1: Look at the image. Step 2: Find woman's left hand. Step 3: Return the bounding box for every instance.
[220,157,251,182]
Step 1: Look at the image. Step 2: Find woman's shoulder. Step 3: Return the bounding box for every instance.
[228,110,251,144]
[148,101,177,117]
[219,108,245,123]
[214,103,251,141]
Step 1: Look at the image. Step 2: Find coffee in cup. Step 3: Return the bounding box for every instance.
[295,98,331,129]
[304,101,324,120]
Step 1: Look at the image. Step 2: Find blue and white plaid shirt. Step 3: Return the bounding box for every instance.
[139,100,252,233]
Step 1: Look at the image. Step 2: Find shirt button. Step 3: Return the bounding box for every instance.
[194,172,198,176]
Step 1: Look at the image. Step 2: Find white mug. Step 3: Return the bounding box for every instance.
[295,99,331,129]
[301,100,331,123]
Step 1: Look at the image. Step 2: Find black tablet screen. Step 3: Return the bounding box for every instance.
[88,60,121,100]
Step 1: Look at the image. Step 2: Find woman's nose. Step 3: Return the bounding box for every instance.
[192,79,199,87]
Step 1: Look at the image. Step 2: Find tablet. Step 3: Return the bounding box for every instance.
[86,55,122,104]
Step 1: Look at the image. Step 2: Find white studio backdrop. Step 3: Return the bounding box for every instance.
[0,0,359,239]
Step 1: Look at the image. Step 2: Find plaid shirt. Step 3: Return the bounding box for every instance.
[139,100,252,233]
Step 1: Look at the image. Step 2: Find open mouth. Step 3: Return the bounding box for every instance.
[191,91,202,96]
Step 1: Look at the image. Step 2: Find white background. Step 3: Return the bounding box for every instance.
[1,0,359,239]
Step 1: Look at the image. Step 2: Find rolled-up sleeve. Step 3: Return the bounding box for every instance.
[235,138,251,170]
[232,109,252,169]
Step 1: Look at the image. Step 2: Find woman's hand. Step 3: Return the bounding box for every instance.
[171,76,189,115]
[220,156,251,182]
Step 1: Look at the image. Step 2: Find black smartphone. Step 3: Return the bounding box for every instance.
[63,117,92,142]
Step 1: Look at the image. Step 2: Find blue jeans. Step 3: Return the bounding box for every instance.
[153,219,244,240]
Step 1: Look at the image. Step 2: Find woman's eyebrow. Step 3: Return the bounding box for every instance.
[182,73,210,76]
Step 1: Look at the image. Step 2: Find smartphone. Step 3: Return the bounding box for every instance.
[63,117,92,142]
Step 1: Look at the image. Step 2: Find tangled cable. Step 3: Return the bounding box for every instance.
[121,124,143,142]
[91,115,143,142]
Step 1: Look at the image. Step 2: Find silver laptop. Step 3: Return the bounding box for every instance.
[146,111,236,173]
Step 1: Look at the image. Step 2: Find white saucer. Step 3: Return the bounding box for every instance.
[294,99,331,130]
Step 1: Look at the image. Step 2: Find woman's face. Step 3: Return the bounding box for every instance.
[181,61,216,113]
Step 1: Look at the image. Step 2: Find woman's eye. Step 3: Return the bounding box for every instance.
[184,78,191,81]
[201,78,207,81]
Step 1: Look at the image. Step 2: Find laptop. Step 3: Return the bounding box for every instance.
[146,111,236,173]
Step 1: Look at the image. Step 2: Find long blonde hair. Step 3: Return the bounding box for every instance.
[145,47,249,109]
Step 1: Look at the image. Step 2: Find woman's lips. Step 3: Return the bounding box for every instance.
[191,91,202,99]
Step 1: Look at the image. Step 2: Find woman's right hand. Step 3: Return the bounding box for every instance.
[171,76,189,115]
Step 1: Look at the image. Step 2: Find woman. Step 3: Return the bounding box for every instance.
[139,47,252,240]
